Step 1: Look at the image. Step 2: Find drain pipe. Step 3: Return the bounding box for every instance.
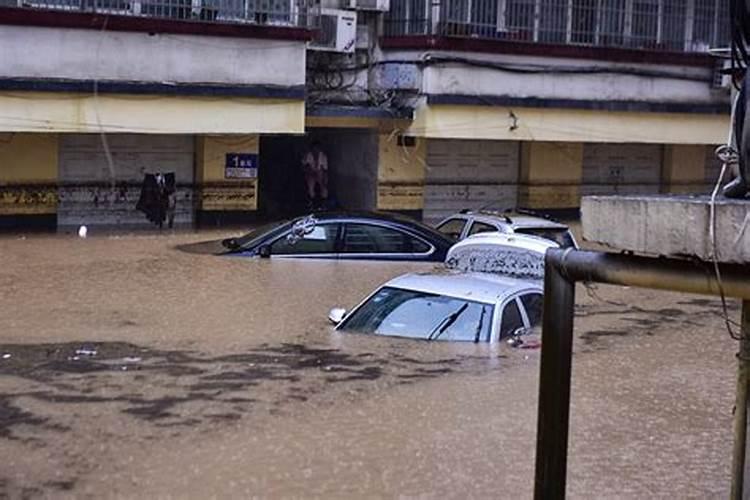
[534,248,750,500]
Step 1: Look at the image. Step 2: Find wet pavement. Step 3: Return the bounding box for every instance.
[0,229,741,498]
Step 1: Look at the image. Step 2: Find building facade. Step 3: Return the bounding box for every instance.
[0,0,732,229]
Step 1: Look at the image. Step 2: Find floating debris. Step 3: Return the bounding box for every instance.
[75,346,97,357]
[2,353,11,360]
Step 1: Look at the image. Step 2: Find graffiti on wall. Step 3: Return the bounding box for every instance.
[200,181,257,211]
[377,182,424,211]
[0,185,58,215]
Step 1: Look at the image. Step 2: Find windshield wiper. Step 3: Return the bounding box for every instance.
[428,303,469,341]
[473,306,487,343]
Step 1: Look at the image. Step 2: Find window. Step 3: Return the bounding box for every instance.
[343,224,428,254]
[436,218,467,240]
[500,299,525,338]
[340,287,494,342]
[269,223,339,255]
[516,227,577,248]
[520,293,543,327]
[468,221,497,236]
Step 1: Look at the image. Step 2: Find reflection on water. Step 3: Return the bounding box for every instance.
[0,231,739,498]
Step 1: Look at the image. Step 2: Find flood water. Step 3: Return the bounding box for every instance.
[0,229,740,498]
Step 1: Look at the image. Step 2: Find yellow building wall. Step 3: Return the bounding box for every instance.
[376,133,426,211]
[196,135,259,211]
[519,142,583,209]
[0,92,304,135]
[0,133,58,215]
[409,104,730,145]
[661,144,707,194]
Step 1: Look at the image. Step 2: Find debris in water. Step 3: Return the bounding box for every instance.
[122,357,142,363]
[2,353,11,359]
[75,346,97,357]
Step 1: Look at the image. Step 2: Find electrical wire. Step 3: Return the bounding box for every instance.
[92,15,118,195]
[709,92,743,340]
[311,54,713,83]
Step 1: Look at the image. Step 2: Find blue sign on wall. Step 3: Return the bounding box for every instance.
[225,153,258,179]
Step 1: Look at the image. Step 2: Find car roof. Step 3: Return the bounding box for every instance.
[473,213,568,229]
[448,210,569,230]
[383,270,542,305]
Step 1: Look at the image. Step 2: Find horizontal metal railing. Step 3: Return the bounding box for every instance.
[4,0,319,28]
[385,0,730,53]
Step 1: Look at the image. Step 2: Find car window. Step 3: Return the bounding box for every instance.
[343,223,427,254]
[499,299,524,339]
[269,223,339,255]
[520,293,543,327]
[436,218,466,240]
[516,227,575,248]
[340,287,494,342]
[468,221,497,236]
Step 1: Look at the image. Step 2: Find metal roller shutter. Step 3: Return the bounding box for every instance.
[58,134,195,228]
[423,139,519,224]
[581,143,662,196]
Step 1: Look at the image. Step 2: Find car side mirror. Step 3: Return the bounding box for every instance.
[258,245,271,258]
[328,307,346,325]
[506,327,531,348]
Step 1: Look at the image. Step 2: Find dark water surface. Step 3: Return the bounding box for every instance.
[0,231,739,498]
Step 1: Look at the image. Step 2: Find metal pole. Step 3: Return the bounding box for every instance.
[534,249,750,498]
[732,301,750,500]
[534,250,576,500]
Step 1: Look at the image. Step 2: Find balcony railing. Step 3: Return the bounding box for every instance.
[385,0,730,53]
[3,0,319,29]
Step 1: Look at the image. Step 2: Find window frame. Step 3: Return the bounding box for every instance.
[495,288,543,342]
[265,221,342,258]
[340,221,435,258]
[436,216,470,240]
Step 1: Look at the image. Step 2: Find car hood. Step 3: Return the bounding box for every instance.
[174,239,232,256]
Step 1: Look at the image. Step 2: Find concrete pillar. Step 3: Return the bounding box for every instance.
[196,134,259,225]
[0,133,58,229]
[661,144,707,194]
[376,133,426,219]
[518,141,583,212]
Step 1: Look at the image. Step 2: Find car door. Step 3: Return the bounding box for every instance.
[265,222,341,259]
[340,222,435,261]
[497,296,526,340]
[495,291,544,341]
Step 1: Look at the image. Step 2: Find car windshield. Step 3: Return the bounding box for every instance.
[340,287,494,342]
[516,227,576,248]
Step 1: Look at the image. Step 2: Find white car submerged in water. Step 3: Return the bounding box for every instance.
[329,270,543,343]
[328,232,552,343]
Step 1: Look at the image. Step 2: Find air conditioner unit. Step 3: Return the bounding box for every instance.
[309,9,357,53]
[348,0,389,11]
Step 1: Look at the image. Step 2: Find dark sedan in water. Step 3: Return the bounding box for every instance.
[218,212,455,261]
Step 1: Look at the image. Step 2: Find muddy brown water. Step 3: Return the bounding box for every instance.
[0,229,740,498]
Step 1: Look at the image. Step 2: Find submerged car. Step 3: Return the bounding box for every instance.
[329,270,543,343]
[219,212,454,261]
[435,209,578,248]
[445,232,558,280]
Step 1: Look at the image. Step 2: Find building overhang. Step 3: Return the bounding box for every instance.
[426,94,730,115]
[306,104,413,131]
[0,78,306,100]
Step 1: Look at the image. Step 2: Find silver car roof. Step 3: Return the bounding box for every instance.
[470,213,569,230]
[384,270,542,305]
